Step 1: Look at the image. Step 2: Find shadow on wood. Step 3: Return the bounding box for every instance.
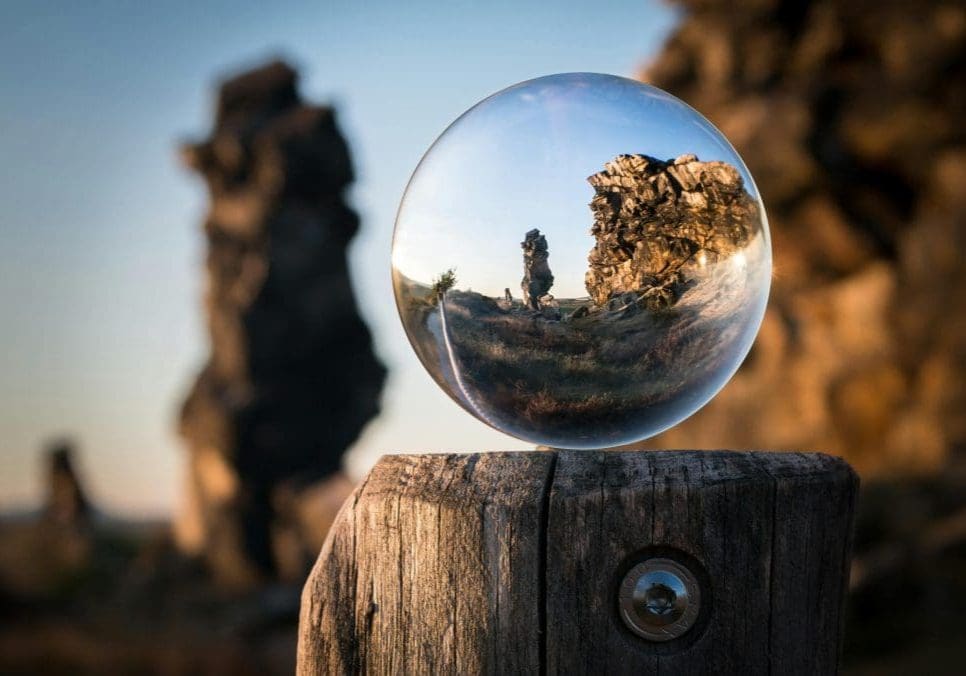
[297,451,856,675]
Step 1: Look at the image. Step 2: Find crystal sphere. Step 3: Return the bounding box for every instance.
[392,73,770,449]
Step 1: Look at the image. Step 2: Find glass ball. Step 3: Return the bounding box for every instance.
[392,73,770,449]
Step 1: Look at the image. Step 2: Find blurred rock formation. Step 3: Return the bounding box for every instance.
[178,60,385,588]
[521,228,554,309]
[0,440,95,602]
[585,153,758,310]
[642,0,966,479]
[44,439,91,526]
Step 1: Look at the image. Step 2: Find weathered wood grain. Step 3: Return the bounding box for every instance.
[297,452,555,675]
[545,451,856,675]
[298,451,856,675]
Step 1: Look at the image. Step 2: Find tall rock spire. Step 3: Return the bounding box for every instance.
[521,228,554,310]
[177,60,385,587]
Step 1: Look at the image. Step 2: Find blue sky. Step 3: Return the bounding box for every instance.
[0,0,679,516]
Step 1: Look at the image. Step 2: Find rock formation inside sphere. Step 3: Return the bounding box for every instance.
[521,228,554,309]
[585,153,758,310]
[177,60,385,588]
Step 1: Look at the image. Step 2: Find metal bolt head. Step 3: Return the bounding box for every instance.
[619,558,701,641]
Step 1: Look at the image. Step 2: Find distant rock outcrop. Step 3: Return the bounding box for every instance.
[521,228,554,309]
[585,154,758,309]
[43,439,91,526]
[177,60,385,587]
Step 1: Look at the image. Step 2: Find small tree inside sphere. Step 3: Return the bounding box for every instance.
[431,268,457,301]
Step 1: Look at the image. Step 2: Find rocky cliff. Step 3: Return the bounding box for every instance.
[178,61,385,587]
[585,153,758,309]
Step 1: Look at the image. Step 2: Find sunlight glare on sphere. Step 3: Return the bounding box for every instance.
[392,73,771,449]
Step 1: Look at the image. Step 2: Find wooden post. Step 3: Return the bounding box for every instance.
[297,451,856,675]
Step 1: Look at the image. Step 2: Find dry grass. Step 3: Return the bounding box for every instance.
[431,289,741,446]
[395,255,761,446]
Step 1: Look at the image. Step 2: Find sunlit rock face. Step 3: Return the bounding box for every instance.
[585,153,759,309]
[178,60,384,587]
